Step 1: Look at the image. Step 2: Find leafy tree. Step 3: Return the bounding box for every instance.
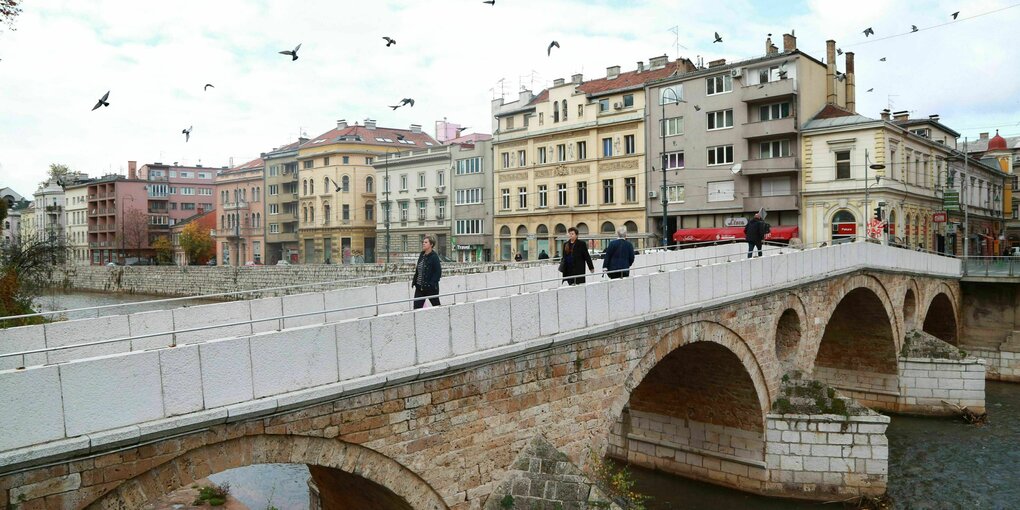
[1,235,65,328]
[152,236,173,265]
[179,222,213,265]
[48,163,71,182]
[1,0,21,32]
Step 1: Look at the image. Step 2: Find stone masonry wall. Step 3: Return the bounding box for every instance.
[967,347,1020,382]
[897,358,986,414]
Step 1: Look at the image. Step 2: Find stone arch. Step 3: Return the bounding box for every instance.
[771,293,809,374]
[87,435,448,510]
[923,292,958,345]
[902,281,919,332]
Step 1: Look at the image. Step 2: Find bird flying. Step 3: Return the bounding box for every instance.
[911,25,919,32]
[713,32,723,43]
[204,83,214,91]
[389,98,415,110]
[328,176,342,192]
[880,57,887,61]
[383,36,396,47]
[182,126,192,143]
[863,27,875,37]
[279,43,301,61]
[837,48,843,56]
[952,11,960,19]
[693,105,701,111]
[482,0,494,4]
[547,40,560,56]
[867,88,874,92]
[91,90,110,111]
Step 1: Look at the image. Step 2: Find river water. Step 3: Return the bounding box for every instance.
[32,289,220,321]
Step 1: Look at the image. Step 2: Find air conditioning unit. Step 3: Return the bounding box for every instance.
[436,186,446,193]
[648,191,658,198]
[613,102,624,110]
[730,68,742,78]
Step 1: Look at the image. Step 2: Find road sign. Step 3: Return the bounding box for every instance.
[724,217,748,227]
[943,191,960,211]
[932,211,947,223]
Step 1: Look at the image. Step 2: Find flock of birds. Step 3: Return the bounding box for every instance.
[86,6,968,145]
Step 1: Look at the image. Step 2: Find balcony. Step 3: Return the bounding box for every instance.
[216,227,261,238]
[741,78,796,103]
[742,117,796,140]
[743,194,798,212]
[740,156,799,176]
[222,201,249,211]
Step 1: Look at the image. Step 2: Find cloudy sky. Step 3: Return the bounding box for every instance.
[1,0,1018,198]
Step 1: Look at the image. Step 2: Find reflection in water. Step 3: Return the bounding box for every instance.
[32,290,220,321]
[209,464,311,510]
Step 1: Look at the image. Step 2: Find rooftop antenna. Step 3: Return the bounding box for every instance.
[886,94,900,111]
[668,25,688,60]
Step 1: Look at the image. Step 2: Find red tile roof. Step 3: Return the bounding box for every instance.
[220,157,264,175]
[301,125,440,150]
[813,104,857,119]
[578,59,695,96]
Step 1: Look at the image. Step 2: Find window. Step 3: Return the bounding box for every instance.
[761,176,792,196]
[576,141,587,160]
[666,185,685,203]
[180,187,194,195]
[624,135,635,155]
[502,152,511,168]
[599,98,610,112]
[707,145,734,165]
[623,94,634,107]
[707,109,734,130]
[400,174,408,191]
[759,140,791,159]
[602,179,614,204]
[269,204,279,214]
[538,185,548,207]
[456,219,483,235]
[707,74,732,95]
[661,117,684,137]
[553,107,559,123]
[303,160,313,169]
[759,102,791,121]
[437,170,445,187]
[538,147,547,164]
[366,176,374,193]
[505,116,515,130]
[324,177,330,191]
[197,172,210,179]
[577,181,588,205]
[366,157,374,165]
[1013,175,1019,191]
[365,203,374,220]
[456,188,482,205]
[577,104,584,117]
[342,204,350,221]
[518,187,528,208]
[456,157,482,174]
[418,172,426,190]
[557,144,566,162]
[757,66,780,83]
[179,171,192,178]
[501,188,511,210]
[518,150,526,167]
[562,100,567,121]
[309,180,314,194]
[625,177,637,202]
[417,200,427,220]
[398,202,408,221]
[707,180,735,202]
[602,137,613,157]
[324,157,330,166]
[436,199,446,219]
[557,183,567,206]
[270,223,279,234]
[664,151,685,169]
[835,150,851,179]
[659,85,683,104]
[539,112,544,125]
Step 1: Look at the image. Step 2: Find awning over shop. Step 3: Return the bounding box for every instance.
[673,226,799,243]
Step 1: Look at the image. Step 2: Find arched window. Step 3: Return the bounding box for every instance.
[500,225,512,261]
[324,177,331,192]
[831,209,856,241]
[310,180,315,195]
[342,175,350,192]
[366,176,374,193]
[553,108,559,123]
[601,221,615,234]
[561,100,568,121]
[303,180,308,195]
[309,205,315,223]
[323,203,331,224]
[302,207,307,223]
[576,222,589,235]
[365,202,374,221]
[220,215,224,228]
[624,220,638,233]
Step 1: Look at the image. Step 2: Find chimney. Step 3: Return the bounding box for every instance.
[127,161,137,180]
[783,33,797,51]
[365,119,376,129]
[571,73,583,84]
[928,114,940,122]
[410,124,421,133]
[649,54,668,69]
[880,109,891,121]
[765,35,773,55]
[892,110,909,122]
[825,40,836,105]
[553,78,565,86]
[980,132,989,140]
[518,89,533,104]
[708,59,726,68]
[606,65,620,79]
[845,52,856,113]
[636,61,644,73]
[336,119,347,129]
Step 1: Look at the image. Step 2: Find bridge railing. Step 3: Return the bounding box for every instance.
[960,256,1020,277]
[0,242,959,464]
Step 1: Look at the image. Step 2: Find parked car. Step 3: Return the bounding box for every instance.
[276,259,291,266]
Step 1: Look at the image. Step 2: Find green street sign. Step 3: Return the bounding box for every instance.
[943,190,960,211]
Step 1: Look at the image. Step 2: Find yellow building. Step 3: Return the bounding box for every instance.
[491,56,695,260]
[297,120,439,263]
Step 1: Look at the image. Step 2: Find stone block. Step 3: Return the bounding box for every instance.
[485,270,509,299]
[61,351,164,437]
[465,273,488,301]
[779,455,803,471]
[557,285,587,331]
[510,292,541,344]
[250,325,339,398]
[0,365,65,451]
[683,268,701,305]
[159,345,204,416]
[336,319,373,379]
[0,324,46,370]
[725,260,743,296]
[827,433,853,445]
[370,312,416,373]
[669,270,686,309]
[282,292,325,329]
[174,301,252,345]
[585,280,610,327]
[781,431,800,443]
[632,275,651,316]
[377,281,411,314]
[249,297,283,333]
[45,315,131,364]
[9,473,81,505]
[442,274,467,304]
[416,306,452,364]
[474,298,512,350]
[522,267,544,293]
[606,277,636,323]
[128,309,175,351]
[324,286,377,323]
[540,264,561,290]
[450,302,476,355]
[199,336,254,408]
[648,272,670,313]
[749,257,764,290]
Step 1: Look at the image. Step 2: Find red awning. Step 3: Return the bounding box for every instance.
[673,226,799,243]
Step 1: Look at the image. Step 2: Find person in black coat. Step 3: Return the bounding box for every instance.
[538,250,550,260]
[744,213,766,258]
[412,234,442,309]
[560,227,594,285]
[602,227,636,279]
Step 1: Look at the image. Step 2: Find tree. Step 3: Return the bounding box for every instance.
[152,236,173,265]
[117,208,149,262]
[48,163,71,183]
[1,0,21,32]
[1,235,65,328]
[179,222,214,265]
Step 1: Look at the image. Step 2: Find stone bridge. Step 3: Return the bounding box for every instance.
[0,243,976,509]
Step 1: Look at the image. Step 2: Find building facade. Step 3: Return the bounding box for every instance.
[298,119,440,264]
[372,145,454,261]
[64,181,93,265]
[215,158,265,266]
[966,131,1019,250]
[491,56,695,260]
[450,139,494,262]
[85,175,149,264]
[1,188,27,246]
[645,34,832,243]
[263,139,305,265]
[32,178,66,242]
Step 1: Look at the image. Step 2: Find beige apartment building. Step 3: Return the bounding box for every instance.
[215,158,265,266]
[491,55,696,260]
[263,138,305,264]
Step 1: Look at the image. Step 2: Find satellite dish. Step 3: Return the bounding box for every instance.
[731,163,742,175]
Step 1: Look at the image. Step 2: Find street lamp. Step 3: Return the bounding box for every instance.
[863,149,886,239]
[384,150,391,264]
[946,139,970,256]
[659,86,684,247]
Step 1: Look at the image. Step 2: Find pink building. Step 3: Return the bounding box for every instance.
[137,162,218,226]
[214,158,265,266]
[86,169,149,265]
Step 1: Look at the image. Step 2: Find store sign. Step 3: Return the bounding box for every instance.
[945,223,958,234]
[932,212,948,223]
[835,223,857,235]
[724,217,748,227]
[943,191,960,211]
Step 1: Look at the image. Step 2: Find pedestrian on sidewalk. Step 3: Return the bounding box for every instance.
[412,234,442,309]
[744,213,766,258]
[603,227,635,279]
[560,227,594,285]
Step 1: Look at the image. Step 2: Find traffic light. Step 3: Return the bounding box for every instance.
[873,206,883,221]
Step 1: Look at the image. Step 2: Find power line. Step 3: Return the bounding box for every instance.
[844,3,1020,49]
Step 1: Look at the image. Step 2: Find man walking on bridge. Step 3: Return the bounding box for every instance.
[744,213,766,258]
[602,227,635,279]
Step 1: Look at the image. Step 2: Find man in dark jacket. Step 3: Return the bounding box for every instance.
[412,234,442,309]
[744,213,766,258]
[603,227,636,279]
[561,227,595,285]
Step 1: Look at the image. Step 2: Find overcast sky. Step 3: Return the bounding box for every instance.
[1,0,1018,198]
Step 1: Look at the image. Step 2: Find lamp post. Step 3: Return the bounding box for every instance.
[863,149,886,240]
[659,86,684,247]
[384,150,391,264]
[946,139,970,256]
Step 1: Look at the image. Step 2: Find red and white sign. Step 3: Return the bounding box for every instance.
[835,223,857,235]
[867,219,885,239]
[932,212,948,223]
